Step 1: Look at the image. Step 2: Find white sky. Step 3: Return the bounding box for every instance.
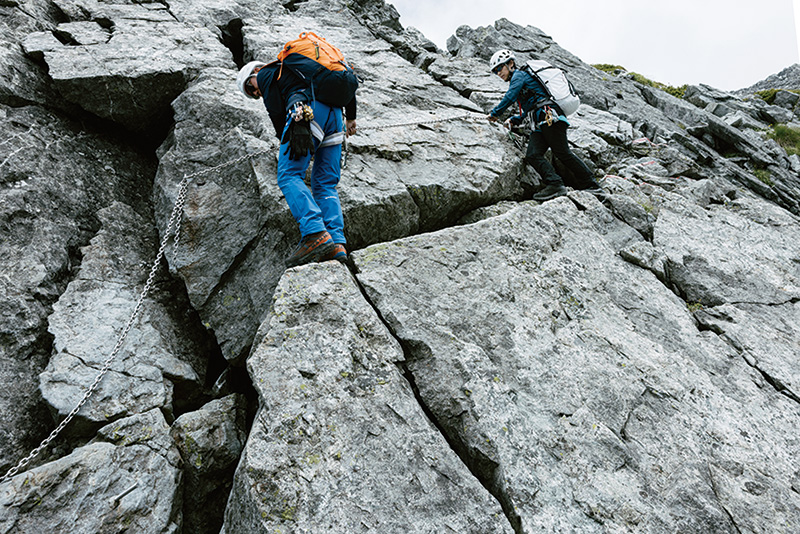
[391,0,800,92]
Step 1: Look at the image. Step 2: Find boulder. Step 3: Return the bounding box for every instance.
[0,409,182,533]
[40,202,209,435]
[773,89,799,109]
[354,197,800,532]
[171,394,248,534]
[223,262,513,533]
[22,0,232,132]
[653,190,800,307]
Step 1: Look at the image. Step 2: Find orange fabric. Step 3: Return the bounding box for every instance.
[277,32,348,72]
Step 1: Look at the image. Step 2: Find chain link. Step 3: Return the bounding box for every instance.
[360,112,483,132]
[1,113,480,483]
[1,147,274,483]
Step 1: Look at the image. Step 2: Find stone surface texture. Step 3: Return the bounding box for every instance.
[1,0,799,532]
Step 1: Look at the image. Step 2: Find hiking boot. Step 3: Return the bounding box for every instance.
[321,243,348,264]
[285,231,335,268]
[533,183,567,201]
[579,186,608,199]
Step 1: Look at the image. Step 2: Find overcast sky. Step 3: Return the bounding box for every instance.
[390,0,800,92]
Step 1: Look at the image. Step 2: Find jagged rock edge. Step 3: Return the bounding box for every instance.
[342,263,523,533]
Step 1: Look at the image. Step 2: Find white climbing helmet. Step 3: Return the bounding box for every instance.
[236,61,266,99]
[489,49,515,72]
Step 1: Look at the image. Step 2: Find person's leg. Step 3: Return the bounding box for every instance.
[525,130,563,186]
[310,105,346,245]
[277,113,334,267]
[542,121,600,190]
[277,121,327,237]
[526,129,567,201]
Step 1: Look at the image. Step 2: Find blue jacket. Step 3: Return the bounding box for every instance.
[489,68,567,130]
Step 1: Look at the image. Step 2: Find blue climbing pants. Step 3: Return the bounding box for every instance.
[277,101,346,244]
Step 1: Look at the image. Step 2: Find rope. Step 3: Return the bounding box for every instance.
[1,112,482,482]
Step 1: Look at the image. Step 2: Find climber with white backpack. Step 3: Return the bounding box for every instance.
[487,49,605,201]
[237,32,359,267]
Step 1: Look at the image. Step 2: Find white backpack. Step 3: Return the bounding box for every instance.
[524,59,580,116]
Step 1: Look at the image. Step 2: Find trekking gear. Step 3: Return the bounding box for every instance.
[508,128,526,151]
[281,102,318,160]
[290,102,315,122]
[285,231,335,267]
[282,120,315,160]
[533,183,567,201]
[522,59,580,116]
[321,243,348,263]
[490,49,516,72]
[278,32,359,108]
[580,186,607,200]
[237,61,266,99]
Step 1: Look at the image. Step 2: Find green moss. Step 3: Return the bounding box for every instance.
[753,169,773,186]
[687,302,704,313]
[592,64,626,73]
[593,64,686,98]
[767,124,800,156]
[754,88,800,105]
[629,72,687,98]
[639,201,654,214]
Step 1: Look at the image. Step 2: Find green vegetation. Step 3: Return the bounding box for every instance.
[593,64,626,73]
[754,88,800,105]
[592,64,687,98]
[767,124,800,156]
[753,169,773,186]
[628,72,687,99]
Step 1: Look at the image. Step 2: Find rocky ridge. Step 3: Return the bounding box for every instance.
[1,0,799,533]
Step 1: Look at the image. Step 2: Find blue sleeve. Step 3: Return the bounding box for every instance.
[489,71,525,118]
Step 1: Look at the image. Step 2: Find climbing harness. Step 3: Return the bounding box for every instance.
[2,111,488,482]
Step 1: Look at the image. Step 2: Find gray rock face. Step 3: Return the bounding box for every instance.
[171,394,248,534]
[224,262,513,533]
[40,202,208,433]
[354,195,800,532]
[0,103,154,473]
[0,409,182,533]
[2,0,800,531]
[22,0,232,132]
[735,63,800,94]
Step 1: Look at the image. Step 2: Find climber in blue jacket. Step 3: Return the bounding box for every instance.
[236,54,357,268]
[487,49,604,201]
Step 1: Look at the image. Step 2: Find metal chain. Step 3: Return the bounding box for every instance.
[1,113,479,483]
[360,111,483,132]
[1,148,270,483]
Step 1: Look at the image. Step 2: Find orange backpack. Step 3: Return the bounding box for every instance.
[274,31,359,108]
[277,32,350,73]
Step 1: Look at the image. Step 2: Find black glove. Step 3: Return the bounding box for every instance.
[282,119,315,160]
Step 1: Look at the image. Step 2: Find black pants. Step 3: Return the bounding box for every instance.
[525,121,595,188]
